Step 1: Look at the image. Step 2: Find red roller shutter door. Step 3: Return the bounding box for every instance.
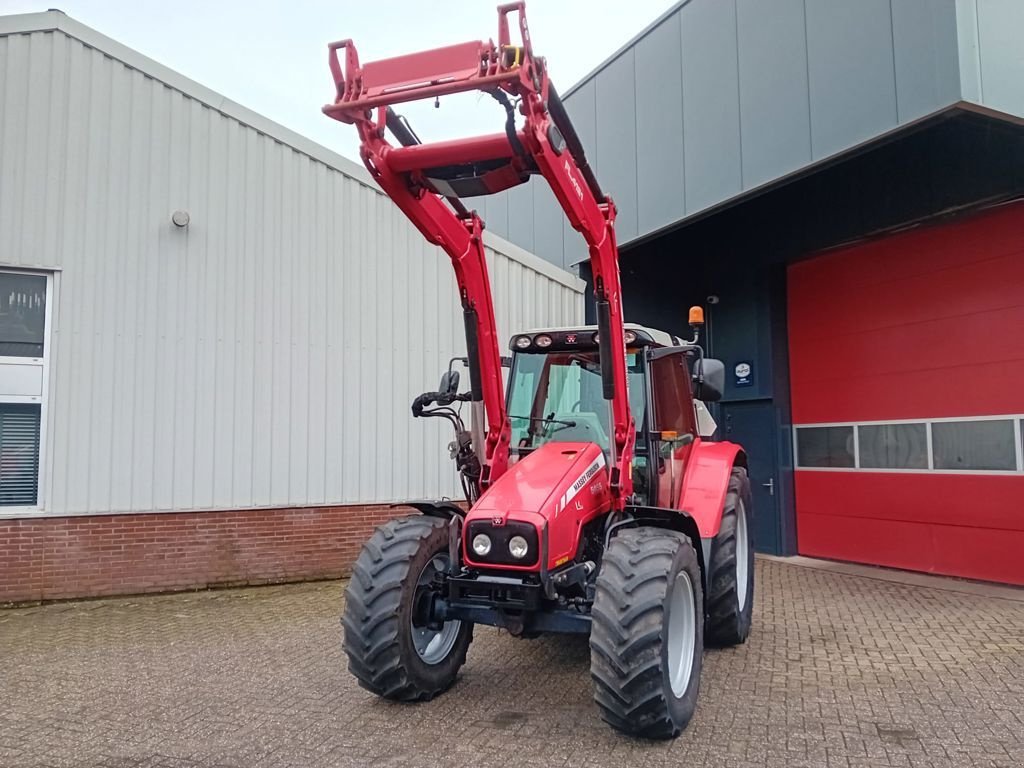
[787,201,1024,585]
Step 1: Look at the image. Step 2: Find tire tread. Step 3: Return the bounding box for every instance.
[705,467,754,647]
[342,515,471,702]
[589,527,700,739]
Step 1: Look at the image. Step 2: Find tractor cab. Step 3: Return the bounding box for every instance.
[505,323,725,509]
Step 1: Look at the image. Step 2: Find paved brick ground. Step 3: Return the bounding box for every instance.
[2,559,1022,768]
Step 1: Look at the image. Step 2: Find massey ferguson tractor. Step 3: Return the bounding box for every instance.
[323,3,753,738]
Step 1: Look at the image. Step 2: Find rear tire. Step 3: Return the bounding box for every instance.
[342,515,473,701]
[590,527,704,739]
[705,466,754,647]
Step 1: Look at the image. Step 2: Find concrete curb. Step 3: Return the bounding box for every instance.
[758,553,1024,604]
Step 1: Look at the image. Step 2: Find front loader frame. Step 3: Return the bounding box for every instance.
[323,2,635,508]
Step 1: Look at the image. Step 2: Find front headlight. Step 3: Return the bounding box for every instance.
[472,533,492,556]
[508,535,529,560]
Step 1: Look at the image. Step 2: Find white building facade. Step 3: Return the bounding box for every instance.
[0,12,584,602]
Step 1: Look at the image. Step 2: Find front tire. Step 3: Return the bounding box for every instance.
[590,527,704,739]
[342,515,472,701]
[705,466,755,647]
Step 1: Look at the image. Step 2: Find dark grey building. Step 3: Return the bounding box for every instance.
[496,0,1024,584]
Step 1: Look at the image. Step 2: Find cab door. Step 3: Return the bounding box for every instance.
[647,351,697,509]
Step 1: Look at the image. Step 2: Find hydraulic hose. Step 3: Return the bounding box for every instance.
[385,107,471,218]
[546,84,605,202]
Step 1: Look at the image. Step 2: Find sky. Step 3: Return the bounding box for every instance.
[0,0,679,162]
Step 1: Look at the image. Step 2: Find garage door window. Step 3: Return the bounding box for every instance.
[796,416,1022,473]
[796,426,855,468]
[859,423,928,469]
[932,420,1016,471]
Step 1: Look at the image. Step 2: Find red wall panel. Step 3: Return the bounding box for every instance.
[789,201,1024,423]
[796,472,1024,585]
[788,201,1024,585]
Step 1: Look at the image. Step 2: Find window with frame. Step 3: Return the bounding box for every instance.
[932,420,1016,471]
[858,423,928,469]
[796,416,1023,473]
[796,426,855,468]
[0,270,49,508]
[0,403,41,506]
[0,272,47,358]
[649,353,696,436]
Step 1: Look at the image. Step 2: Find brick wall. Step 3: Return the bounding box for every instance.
[0,505,403,604]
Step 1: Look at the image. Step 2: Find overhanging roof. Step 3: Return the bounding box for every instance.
[477,0,1024,270]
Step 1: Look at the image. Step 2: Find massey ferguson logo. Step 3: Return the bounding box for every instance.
[572,459,603,493]
[491,516,505,527]
[564,159,584,201]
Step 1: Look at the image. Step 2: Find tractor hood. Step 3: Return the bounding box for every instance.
[464,441,612,572]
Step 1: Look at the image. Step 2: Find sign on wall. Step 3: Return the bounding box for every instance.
[734,361,753,387]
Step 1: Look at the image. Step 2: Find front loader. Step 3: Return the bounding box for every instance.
[323,2,754,738]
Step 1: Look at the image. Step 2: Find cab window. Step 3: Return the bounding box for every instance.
[507,350,646,453]
[649,353,696,437]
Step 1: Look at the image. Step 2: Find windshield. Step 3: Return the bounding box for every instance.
[507,350,646,452]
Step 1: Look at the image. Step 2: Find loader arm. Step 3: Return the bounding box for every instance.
[323,2,635,505]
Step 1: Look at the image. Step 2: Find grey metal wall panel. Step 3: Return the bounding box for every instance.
[532,181,564,268]
[805,0,898,159]
[594,50,638,242]
[482,194,509,242]
[973,0,1024,117]
[735,0,811,188]
[680,0,743,214]
[956,0,983,103]
[634,12,685,235]
[505,181,535,254]
[0,25,584,515]
[501,0,972,257]
[891,0,961,122]
[562,79,597,268]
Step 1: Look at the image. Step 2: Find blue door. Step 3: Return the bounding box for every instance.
[720,399,781,554]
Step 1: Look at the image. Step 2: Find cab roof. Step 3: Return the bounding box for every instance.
[511,323,679,351]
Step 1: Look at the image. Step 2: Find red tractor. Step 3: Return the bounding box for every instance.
[324,3,753,738]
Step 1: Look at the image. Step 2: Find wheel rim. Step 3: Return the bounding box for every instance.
[736,499,749,613]
[411,554,462,665]
[667,570,697,698]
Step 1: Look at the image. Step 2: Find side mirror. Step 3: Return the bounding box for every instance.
[438,369,460,396]
[693,358,725,403]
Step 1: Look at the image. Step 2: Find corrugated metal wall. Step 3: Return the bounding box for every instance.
[484,0,970,269]
[956,0,1024,118]
[0,24,585,514]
